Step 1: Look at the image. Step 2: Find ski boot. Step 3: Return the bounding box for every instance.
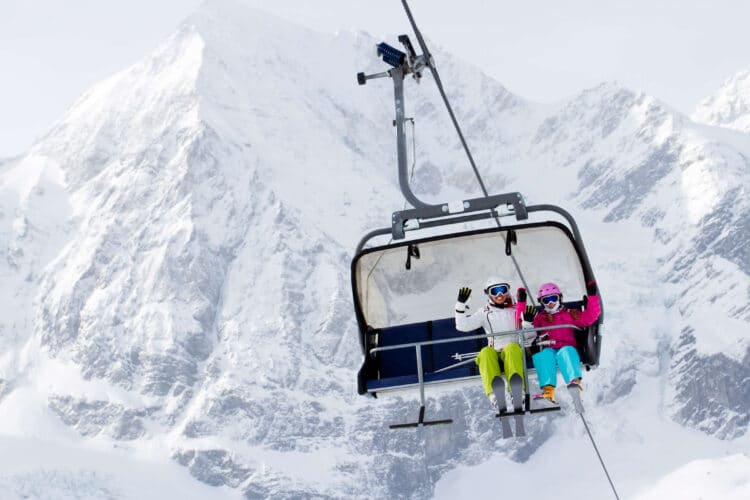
[532,385,559,409]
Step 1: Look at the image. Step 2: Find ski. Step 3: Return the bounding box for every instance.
[499,414,513,438]
[492,377,513,438]
[491,376,507,414]
[509,374,525,437]
[567,383,585,414]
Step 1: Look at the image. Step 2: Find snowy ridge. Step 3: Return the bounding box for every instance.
[525,81,750,438]
[692,70,750,133]
[0,0,749,497]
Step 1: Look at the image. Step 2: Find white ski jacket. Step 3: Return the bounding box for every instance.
[455,300,519,350]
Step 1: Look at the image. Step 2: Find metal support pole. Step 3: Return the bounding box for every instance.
[392,67,428,209]
[518,329,531,409]
[415,345,425,407]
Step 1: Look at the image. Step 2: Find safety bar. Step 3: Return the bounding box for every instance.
[369,324,579,355]
[368,324,580,409]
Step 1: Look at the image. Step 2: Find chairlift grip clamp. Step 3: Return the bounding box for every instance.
[391,191,528,240]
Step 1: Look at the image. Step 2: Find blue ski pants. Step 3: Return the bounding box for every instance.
[531,346,581,388]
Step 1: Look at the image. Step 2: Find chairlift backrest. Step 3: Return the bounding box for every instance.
[354,222,586,330]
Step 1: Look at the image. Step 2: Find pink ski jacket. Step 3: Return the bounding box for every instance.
[531,294,601,350]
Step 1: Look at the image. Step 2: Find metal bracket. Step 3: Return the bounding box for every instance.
[389,405,453,429]
[391,191,528,239]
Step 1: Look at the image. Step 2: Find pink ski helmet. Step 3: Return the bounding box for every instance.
[537,282,561,298]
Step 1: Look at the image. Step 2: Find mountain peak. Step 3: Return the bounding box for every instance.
[184,0,322,53]
[34,24,206,188]
[692,69,750,133]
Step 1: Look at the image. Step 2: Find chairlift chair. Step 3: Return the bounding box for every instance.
[351,33,603,428]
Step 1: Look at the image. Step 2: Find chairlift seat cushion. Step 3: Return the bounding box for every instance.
[366,366,476,391]
[371,317,483,388]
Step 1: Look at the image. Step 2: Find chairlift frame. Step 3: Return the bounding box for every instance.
[353,218,603,427]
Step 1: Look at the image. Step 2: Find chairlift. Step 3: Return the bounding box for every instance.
[352,33,603,430]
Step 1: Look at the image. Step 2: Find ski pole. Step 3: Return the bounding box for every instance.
[579,413,621,500]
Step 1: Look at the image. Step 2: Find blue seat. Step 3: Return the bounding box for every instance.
[366,366,477,391]
[367,317,482,391]
[430,318,482,372]
[376,322,429,379]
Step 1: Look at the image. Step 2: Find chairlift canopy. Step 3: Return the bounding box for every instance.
[355,222,586,330]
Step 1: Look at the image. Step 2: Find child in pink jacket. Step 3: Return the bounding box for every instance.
[522,280,601,404]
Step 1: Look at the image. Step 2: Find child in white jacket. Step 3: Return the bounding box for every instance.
[455,277,526,413]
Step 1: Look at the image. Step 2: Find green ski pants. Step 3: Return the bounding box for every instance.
[475,343,525,396]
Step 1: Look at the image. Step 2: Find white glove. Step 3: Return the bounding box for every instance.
[522,331,537,348]
[531,332,555,347]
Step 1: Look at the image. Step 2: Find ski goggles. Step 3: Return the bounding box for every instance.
[540,294,560,305]
[488,284,510,296]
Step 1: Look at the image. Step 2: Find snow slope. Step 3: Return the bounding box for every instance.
[0,0,748,497]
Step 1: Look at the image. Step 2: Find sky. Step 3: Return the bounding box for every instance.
[1,0,749,157]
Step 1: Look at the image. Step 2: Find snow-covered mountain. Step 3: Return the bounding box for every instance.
[692,70,750,133]
[1,0,748,498]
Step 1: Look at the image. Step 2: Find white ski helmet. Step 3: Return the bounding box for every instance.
[484,277,509,295]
